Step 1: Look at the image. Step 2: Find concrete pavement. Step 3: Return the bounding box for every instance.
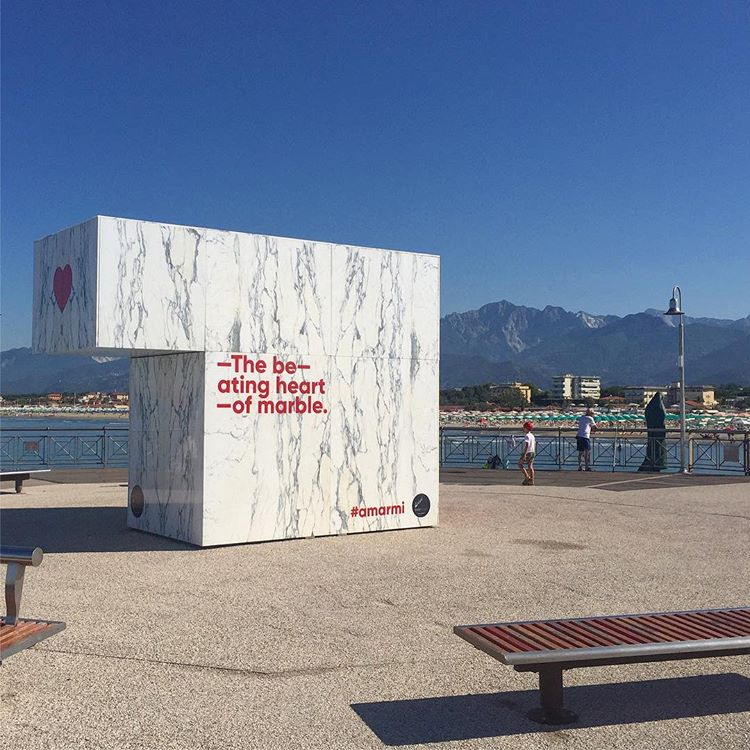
[1,471,749,749]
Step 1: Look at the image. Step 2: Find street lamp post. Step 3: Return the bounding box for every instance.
[664,286,688,473]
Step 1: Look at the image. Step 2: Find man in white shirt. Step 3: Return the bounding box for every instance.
[576,409,597,471]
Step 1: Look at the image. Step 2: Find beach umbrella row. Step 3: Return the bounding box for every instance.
[440,409,746,430]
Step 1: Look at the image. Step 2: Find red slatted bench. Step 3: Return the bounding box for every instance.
[0,546,65,662]
[454,608,750,724]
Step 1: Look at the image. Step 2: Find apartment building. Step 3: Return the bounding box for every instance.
[552,374,601,402]
[666,383,716,407]
[552,374,574,401]
[575,376,601,400]
[623,386,668,406]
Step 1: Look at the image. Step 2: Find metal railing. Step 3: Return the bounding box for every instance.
[0,427,129,470]
[1,424,747,475]
[440,427,750,475]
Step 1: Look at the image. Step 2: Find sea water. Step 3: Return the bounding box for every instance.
[0,416,128,430]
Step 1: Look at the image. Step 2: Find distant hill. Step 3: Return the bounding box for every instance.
[440,301,616,361]
[512,314,746,386]
[655,334,750,385]
[0,348,129,394]
[439,354,527,389]
[441,302,750,388]
[643,308,750,330]
[2,301,749,394]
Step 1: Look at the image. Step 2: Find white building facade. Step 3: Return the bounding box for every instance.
[552,373,601,402]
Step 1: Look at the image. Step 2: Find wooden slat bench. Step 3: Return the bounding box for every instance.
[454,608,750,724]
[0,546,66,662]
[1,469,51,493]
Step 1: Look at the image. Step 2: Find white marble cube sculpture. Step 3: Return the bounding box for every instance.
[33,216,440,545]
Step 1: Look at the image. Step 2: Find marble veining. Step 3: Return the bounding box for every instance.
[331,245,440,361]
[97,217,207,351]
[204,235,332,356]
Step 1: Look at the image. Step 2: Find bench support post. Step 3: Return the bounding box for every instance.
[528,666,578,725]
[4,562,26,626]
[15,477,23,493]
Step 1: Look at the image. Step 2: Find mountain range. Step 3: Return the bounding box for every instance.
[0,348,130,395]
[1,301,749,394]
[440,301,750,388]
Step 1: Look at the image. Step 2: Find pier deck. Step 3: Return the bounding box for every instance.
[1,470,748,749]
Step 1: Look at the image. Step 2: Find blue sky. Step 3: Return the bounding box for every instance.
[2,1,749,349]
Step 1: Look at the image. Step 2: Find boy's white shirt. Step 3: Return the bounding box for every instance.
[523,432,536,453]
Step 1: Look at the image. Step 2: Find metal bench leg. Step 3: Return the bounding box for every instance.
[15,478,23,493]
[528,666,578,725]
[4,562,26,625]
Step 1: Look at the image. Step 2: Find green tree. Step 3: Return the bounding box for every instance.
[715,383,744,402]
[530,385,550,405]
[493,388,527,409]
[440,383,531,410]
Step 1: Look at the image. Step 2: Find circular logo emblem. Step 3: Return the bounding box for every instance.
[130,484,145,518]
[412,493,431,518]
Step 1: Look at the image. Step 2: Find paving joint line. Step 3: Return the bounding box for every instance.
[34,646,449,679]
[587,476,667,488]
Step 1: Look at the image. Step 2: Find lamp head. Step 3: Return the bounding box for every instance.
[664,296,683,316]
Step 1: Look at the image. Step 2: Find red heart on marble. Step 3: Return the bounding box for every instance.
[53,264,73,312]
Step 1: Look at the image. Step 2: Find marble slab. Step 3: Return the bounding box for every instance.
[330,355,439,534]
[97,217,207,352]
[33,217,440,359]
[128,353,205,545]
[204,234,332,357]
[33,218,98,353]
[126,349,438,546]
[202,351,332,545]
[331,245,440,361]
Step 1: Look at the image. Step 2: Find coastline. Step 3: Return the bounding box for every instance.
[2,406,748,430]
[439,407,750,431]
[0,407,129,420]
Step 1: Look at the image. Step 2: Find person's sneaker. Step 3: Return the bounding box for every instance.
[585,467,593,472]
[522,479,529,485]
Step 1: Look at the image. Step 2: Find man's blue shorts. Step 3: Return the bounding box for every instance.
[576,437,591,452]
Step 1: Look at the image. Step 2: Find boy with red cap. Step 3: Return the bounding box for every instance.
[518,421,536,486]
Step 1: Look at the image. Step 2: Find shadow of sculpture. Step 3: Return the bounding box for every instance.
[0,506,195,553]
[352,673,750,745]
